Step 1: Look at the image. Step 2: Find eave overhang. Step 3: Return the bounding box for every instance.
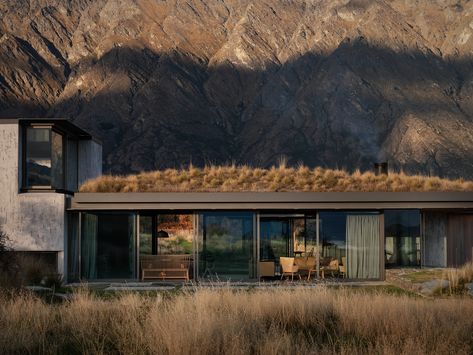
[69,192,473,211]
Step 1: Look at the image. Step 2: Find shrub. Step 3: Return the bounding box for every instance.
[15,254,57,287]
[0,229,18,288]
[40,273,64,291]
[443,261,473,295]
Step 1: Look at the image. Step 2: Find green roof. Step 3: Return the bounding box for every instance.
[79,166,473,193]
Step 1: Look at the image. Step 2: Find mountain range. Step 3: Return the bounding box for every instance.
[1,0,473,178]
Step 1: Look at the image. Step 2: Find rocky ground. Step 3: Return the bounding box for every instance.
[1,0,473,177]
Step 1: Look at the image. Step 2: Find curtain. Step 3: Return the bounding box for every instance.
[346,215,380,279]
[67,213,80,282]
[81,213,98,279]
[128,214,136,279]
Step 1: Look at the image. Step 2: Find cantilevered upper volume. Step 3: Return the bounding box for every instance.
[0,118,102,275]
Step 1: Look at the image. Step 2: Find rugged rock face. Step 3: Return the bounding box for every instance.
[1,0,473,177]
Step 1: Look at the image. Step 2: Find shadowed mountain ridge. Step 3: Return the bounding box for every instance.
[1,0,472,177]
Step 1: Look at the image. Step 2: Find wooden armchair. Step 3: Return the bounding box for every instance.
[320,258,339,279]
[280,257,301,281]
[295,256,317,280]
[339,256,347,278]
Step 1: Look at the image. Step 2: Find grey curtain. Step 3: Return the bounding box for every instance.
[81,213,98,279]
[128,214,136,278]
[67,213,80,282]
[346,215,380,279]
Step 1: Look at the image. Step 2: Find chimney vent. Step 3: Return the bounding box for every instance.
[374,162,388,176]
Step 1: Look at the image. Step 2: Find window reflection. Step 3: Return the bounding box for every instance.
[26,128,51,187]
[25,127,64,189]
[157,214,193,255]
[199,212,254,280]
[385,210,421,267]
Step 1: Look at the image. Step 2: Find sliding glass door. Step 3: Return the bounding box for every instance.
[260,218,291,262]
[81,212,136,280]
[385,210,420,267]
[319,212,381,279]
[259,216,317,262]
[197,212,255,280]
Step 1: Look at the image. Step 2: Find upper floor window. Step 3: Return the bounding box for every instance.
[23,126,65,190]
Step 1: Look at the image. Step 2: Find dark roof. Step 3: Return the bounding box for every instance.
[70,191,473,210]
[0,118,98,142]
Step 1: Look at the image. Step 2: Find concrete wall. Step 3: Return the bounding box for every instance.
[0,123,64,273]
[0,122,102,276]
[423,212,447,267]
[0,123,67,248]
[66,138,78,192]
[78,139,102,186]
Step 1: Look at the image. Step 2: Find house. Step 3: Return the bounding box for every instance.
[69,192,473,281]
[1,119,473,282]
[0,118,102,275]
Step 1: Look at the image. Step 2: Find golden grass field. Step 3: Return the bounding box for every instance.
[1,287,472,355]
[79,164,473,193]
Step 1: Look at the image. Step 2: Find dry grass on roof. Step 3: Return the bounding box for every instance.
[79,164,473,193]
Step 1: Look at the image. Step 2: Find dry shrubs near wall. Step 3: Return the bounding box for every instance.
[0,229,63,289]
[0,229,15,287]
[443,261,473,295]
[80,164,473,193]
[0,287,473,354]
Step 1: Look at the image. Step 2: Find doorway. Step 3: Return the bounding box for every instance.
[259,215,317,272]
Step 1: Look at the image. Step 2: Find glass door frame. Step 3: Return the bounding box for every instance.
[194,211,257,280]
[257,212,319,278]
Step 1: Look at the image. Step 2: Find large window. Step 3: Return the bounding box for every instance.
[260,218,290,262]
[385,210,421,267]
[198,212,255,280]
[24,127,64,189]
[139,213,194,256]
[81,212,136,279]
[259,216,317,266]
[320,212,380,279]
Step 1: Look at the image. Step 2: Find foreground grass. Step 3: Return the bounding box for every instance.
[1,287,472,354]
[79,165,473,192]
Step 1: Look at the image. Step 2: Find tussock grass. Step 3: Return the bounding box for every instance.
[80,164,473,192]
[444,262,473,294]
[0,287,472,354]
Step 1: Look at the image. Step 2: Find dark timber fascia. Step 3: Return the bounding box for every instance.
[69,192,473,211]
[1,118,101,143]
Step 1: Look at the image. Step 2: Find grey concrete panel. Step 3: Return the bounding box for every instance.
[78,140,102,186]
[66,139,78,191]
[0,123,67,251]
[1,120,101,276]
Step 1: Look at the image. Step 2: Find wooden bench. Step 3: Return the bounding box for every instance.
[140,255,192,281]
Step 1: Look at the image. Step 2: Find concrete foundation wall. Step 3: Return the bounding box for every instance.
[78,139,102,186]
[423,212,447,267]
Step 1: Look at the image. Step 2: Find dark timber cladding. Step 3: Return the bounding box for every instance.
[69,192,473,210]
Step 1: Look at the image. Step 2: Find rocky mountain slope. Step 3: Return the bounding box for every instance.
[1,0,473,178]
